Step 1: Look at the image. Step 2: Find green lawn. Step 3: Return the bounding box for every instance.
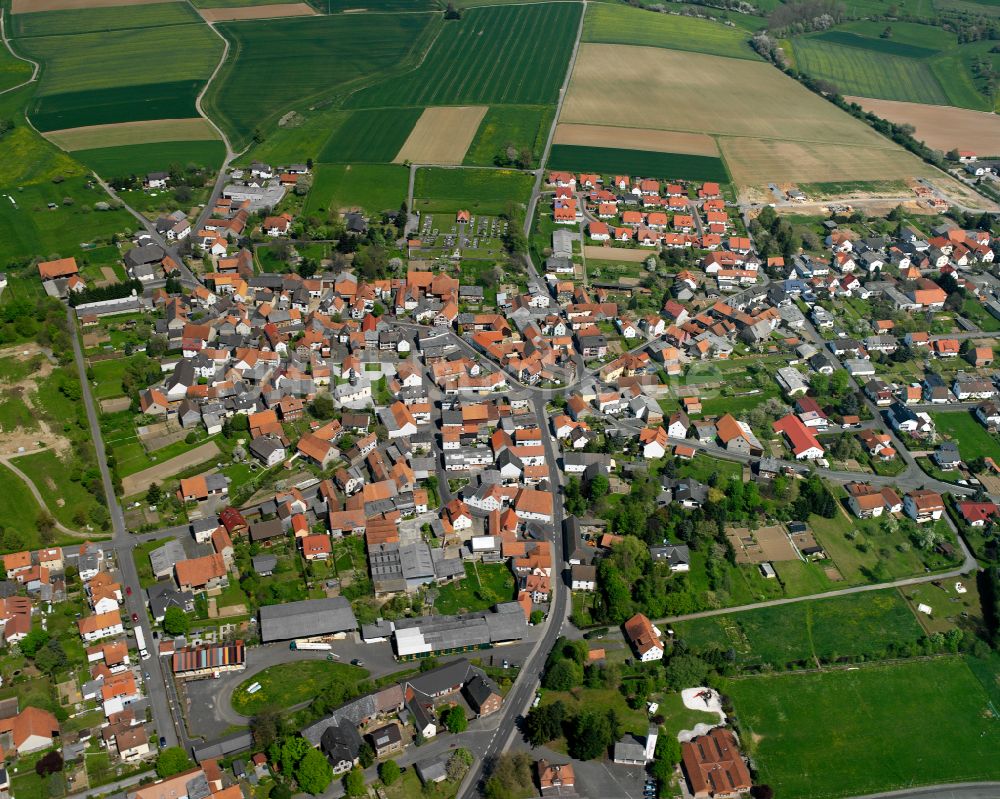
[231,660,367,715]
[0,463,44,553]
[582,3,761,60]
[304,164,408,216]
[931,410,1000,462]
[0,35,33,95]
[0,387,38,433]
[433,562,516,615]
[413,167,533,215]
[673,589,925,666]
[656,692,719,737]
[12,449,104,531]
[0,176,133,266]
[726,657,1000,798]
[88,358,129,400]
[73,141,225,179]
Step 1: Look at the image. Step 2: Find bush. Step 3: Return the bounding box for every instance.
[36,751,63,776]
[378,760,400,786]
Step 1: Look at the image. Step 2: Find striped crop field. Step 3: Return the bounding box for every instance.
[792,38,950,105]
[345,2,583,108]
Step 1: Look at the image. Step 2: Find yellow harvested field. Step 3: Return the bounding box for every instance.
[553,124,719,156]
[198,2,315,21]
[846,97,1000,157]
[562,44,889,147]
[44,118,220,151]
[12,0,173,12]
[719,138,935,190]
[393,106,487,165]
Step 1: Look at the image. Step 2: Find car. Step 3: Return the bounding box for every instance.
[125,586,132,596]
[152,631,159,639]
[131,613,139,623]
[532,694,541,708]
[350,658,364,666]
[502,660,509,669]
[159,736,166,748]
[144,672,150,680]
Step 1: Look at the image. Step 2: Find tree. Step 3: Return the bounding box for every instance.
[251,709,283,751]
[35,751,63,776]
[664,654,710,691]
[378,759,400,786]
[269,783,292,799]
[156,747,194,778]
[357,741,375,768]
[442,705,467,734]
[295,749,333,795]
[751,786,775,799]
[311,392,335,420]
[34,639,68,675]
[524,701,565,746]
[163,606,190,636]
[586,473,610,503]
[343,766,365,797]
[147,483,163,505]
[566,710,612,760]
[542,659,581,691]
[530,610,544,625]
[20,627,51,658]
[279,736,312,777]
[446,749,473,781]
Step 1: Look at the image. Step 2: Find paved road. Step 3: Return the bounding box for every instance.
[68,307,182,751]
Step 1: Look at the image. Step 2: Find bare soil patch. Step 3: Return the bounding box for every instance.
[198,2,315,20]
[45,118,219,151]
[120,441,221,496]
[12,0,175,12]
[720,138,934,198]
[100,397,131,413]
[846,97,1000,157]
[554,123,719,156]
[394,106,488,165]
[0,346,67,456]
[583,245,648,262]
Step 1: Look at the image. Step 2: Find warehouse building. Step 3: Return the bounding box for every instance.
[258,597,358,643]
[390,601,526,659]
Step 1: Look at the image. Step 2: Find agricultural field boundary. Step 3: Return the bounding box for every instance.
[43,117,220,150]
[393,105,487,165]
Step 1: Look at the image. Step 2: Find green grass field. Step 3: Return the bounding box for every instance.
[324,0,437,9]
[413,167,533,214]
[0,38,33,95]
[231,660,367,715]
[726,658,1000,798]
[834,20,957,50]
[813,30,939,59]
[673,589,925,666]
[72,141,225,178]
[930,410,1000,461]
[14,3,222,131]
[12,449,103,531]
[0,464,44,554]
[582,3,760,59]
[317,107,422,164]
[433,562,516,615]
[88,359,129,400]
[0,177,133,265]
[547,144,729,182]
[304,163,407,214]
[463,105,553,168]
[346,3,582,108]
[792,37,950,105]
[205,13,435,151]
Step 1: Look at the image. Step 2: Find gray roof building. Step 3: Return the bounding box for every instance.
[258,597,358,642]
